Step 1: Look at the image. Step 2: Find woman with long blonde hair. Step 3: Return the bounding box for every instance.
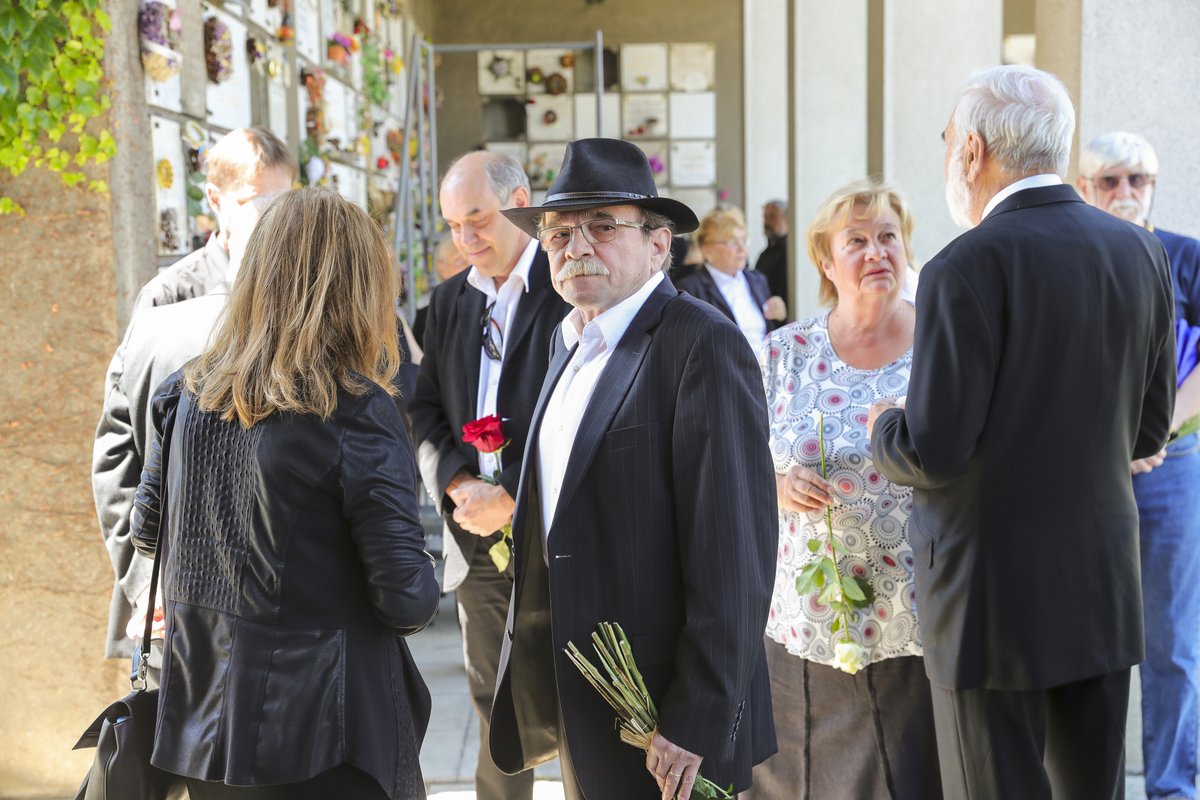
[132,187,438,800]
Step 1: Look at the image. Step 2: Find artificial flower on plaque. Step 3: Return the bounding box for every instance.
[203,15,233,83]
[138,1,182,82]
[462,415,514,572]
[327,32,354,66]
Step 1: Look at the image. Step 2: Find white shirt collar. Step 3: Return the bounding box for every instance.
[561,270,666,351]
[982,173,1062,221]
[466,237,538,300]
[705,264,744,288]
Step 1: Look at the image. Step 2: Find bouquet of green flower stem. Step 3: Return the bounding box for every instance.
[565,622,733,799]
[794,413,876,674]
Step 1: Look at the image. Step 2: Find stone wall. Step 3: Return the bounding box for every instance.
[0,148,128,797]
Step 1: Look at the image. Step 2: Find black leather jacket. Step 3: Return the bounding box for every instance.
[133,370,438,799]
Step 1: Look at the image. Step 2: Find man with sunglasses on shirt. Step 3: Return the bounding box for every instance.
[1078,131,1200,800]
[409,150,570,800]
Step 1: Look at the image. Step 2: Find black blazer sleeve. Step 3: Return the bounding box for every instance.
[657,313,777,761]
[340,391,440,635]
[871,263,997,489]
[131,370,185,558]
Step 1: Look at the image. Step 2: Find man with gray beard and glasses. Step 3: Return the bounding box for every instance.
[1078,131,1200,800]
[867,66,1176,799]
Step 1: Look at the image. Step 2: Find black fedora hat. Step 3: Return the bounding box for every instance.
[501,138,699,237]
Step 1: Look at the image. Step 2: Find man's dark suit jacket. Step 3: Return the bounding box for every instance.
[409,249,570,590]
[675,265,783,337]
[871,184,1176,692]
[754,234,789,304]
[489,278,778,797]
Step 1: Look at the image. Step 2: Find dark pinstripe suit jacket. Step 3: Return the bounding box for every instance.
[490,276,778,797]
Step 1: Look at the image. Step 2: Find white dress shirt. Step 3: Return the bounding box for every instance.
[467,237,538,476]
[981,173,1062,220]
[537,270,666,558]
[706,264,767,353]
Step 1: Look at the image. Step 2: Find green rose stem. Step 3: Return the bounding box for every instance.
[566,623,734,799]
[817,415,855,646]
[794,414,874,673]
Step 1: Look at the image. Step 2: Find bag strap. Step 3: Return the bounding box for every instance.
[132,393,180,691]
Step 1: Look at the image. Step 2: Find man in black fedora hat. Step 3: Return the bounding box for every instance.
[488,138,778,799]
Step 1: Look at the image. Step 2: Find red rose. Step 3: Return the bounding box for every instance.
[462,414,506,454]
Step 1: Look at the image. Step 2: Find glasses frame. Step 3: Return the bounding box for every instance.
[537,217,649,253]
[480,301,503,361]
[1085,172,1155,191]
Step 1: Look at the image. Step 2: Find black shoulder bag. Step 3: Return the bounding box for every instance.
[72,400,183,800]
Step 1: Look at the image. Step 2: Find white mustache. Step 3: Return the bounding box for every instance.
[1109,199,1143,216]
[557,258,611,282]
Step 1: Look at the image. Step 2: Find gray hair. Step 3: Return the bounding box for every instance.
[952,65,1075,176]
[482,152,531,202]
[765,199,789,212]
[1079,131,1159,178]
[444,150,531,202]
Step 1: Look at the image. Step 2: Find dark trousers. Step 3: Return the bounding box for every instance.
[930,669,1130,800]
[182,763,386,799]
[457,538,535,800]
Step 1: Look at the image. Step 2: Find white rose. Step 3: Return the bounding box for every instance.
[832,641,868,675]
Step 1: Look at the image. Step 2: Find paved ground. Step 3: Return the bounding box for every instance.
[411,587,1158,799]
[410,583,1167,799]
[412,591,564,798]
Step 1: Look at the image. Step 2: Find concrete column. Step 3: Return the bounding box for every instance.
[1069,0,1199,237]
[108,0,157,332]
[883,0,1003,265]
[789,0,869,321]
[742,0,788,263]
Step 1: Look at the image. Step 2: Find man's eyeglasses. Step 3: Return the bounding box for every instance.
[537,218,648,252]
[480,301,503,360]
[1085,173,1155,191]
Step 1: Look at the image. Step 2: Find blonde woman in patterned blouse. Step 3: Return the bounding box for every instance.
[744,179,941,800]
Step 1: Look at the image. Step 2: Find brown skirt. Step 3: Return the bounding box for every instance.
[742,638,942,800]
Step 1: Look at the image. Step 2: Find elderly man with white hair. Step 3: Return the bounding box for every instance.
[868,66,1176,799]
[1079,131,1200,800]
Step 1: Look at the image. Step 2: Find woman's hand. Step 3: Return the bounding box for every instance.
[762,295,788,322]
[1131,449,1166,475]
[777,465,835,513]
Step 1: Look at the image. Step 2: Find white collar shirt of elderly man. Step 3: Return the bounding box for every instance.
[541,205,673,324]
